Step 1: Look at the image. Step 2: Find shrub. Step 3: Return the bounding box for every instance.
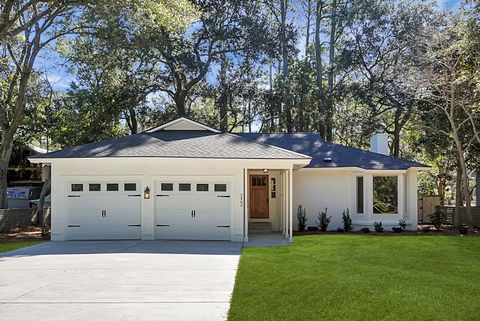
[374,221,384,232]
[360,227,370,233]
[342,208,353,232]
[392,226,403,233]
[398,219,407,231]
[429,207,446,230]
[317,208,332,232]
[297,205,308,231]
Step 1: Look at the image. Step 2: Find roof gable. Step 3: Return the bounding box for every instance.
[146,117,220,133]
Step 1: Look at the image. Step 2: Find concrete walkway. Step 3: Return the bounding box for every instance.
[0,241,241,321]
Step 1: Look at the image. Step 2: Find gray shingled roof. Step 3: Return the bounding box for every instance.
[30,131,311,160]
[236,133,428,170]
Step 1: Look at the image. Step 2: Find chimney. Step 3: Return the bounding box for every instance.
[370,133,389,155]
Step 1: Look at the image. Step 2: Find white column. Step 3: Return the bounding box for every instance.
[243,168,249,242]
[397,174,405,219]
[364,173,374,223]
[289,168,293,242]
[406,169,418,231]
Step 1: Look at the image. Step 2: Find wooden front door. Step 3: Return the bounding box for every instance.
[249,175,269,218]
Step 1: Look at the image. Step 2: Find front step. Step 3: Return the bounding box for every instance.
[249,222,272,234]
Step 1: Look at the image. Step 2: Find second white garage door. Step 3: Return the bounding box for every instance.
[154,177,232,240]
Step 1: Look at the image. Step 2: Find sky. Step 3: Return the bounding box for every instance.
[40,0,462,93]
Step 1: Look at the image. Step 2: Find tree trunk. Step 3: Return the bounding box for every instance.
[476,169,480,207]
[34,165,51,226]
[305,1,312,61]
[455,165,463,227]
[126,106,138,134]
[0,128,15,209]
[217,54,228,132]
[280,0,292,132]
[174,93,187,117]
[325,0,337,142]
[451,125,473,226]
[391,110,401,157]
[315,0,325,138]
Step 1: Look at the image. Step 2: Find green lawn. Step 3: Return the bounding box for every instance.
[229,235,480,321]
[0,240,44,254]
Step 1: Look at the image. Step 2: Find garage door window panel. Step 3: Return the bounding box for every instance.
[214,184,227,192]
[89,184,101,192]
[179,183,191,191]
[196,184,209,192]
[107,183,119,191]
[161,183,173,191]
[124,183,137,191]
[71,184,83,192]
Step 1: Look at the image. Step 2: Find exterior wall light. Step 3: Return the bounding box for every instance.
[263,169,268,173]
[144,186,150,199]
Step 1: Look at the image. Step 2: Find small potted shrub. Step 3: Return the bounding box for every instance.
[459,224,468,235]
[317,208,332,232]
[392,226,403,233]
[360,227,370,233]
[429,207,446,231]
[373,221,384,233]
[297,205,308,232]
[342,208,353,232]
[398,219,407,231]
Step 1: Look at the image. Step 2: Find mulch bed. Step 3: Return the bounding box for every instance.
[294,225,480,237]
[0,226,46,242]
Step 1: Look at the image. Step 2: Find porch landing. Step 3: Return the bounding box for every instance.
[244,233,290,247]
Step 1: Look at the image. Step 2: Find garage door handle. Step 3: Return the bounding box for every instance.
[156,224,170,227]
[156,194,170,197]
[194,210,196,218]
[217,195,230,198]
[128,224,141,227]
[68,225,81,227]
[128,194,141,197]
[217,225,230,228]
[68,195,80,198]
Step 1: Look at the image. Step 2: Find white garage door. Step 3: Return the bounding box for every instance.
[65,181,142,240]
[154,177,231,240]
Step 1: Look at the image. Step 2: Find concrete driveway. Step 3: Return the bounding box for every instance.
[0,241,241,321]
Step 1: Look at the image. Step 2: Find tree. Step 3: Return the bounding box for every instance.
[0,0,198,208]
[417,12,480,225]
[341,0,435,157]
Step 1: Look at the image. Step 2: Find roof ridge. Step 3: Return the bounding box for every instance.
[224,132,312,159]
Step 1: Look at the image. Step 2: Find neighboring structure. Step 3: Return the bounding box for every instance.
[29,118,428,242]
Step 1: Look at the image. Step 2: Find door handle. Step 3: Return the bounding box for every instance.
[194,210,196,218]
[191,210,193,218]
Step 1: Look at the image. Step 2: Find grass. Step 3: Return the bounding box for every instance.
[228,235,480,321]
[0,240,44,254]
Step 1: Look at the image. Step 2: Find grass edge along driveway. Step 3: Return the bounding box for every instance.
[228,235,480,321]
[0,240,44,254]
